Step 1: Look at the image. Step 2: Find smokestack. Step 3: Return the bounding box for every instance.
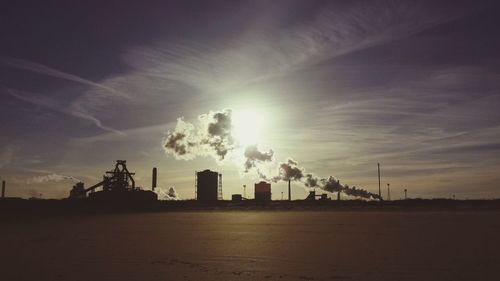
[288,179,291,201]
[387,183,391,201]
[1,181,5,198]
[152,167,157,191]
[377,163,381,199]
[404,188,407,200]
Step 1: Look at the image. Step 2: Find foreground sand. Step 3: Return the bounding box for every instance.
[1,211,499,281]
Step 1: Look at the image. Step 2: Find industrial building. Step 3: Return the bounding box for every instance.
[254,181,271,201]
[68,160,157,201]
[196,170,222,201]
[305,190,329,201]
[231,194,243,202]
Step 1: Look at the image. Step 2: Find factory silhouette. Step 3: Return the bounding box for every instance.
[0,159,463,203]
[64,160,335,203]
[2,159,500,214]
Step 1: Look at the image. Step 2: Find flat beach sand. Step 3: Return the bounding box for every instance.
[1,211,499,281]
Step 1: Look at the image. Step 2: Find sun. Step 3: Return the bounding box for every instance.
[232,110,267,146]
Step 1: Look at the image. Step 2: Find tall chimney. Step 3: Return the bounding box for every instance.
[288,180,291,201]
[1,181,5,198]
[377,163,381,199]
[387,183,391,201]
[152,167,157,191]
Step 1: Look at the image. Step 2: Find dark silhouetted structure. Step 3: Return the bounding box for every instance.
[70,182,86,199]
[68,160,157,201]
[404,188,407,199]
[152,167,157,191]
[387,183,391,201]
[378,163,381,199]
[305,190,329,201]
[254,181,271,201]
[232,194,243,202]
[288,180,291,201]
[196,170,221,202]
[1,180,5,198]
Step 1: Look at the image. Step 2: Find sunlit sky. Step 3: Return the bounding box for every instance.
[1,0,500,199]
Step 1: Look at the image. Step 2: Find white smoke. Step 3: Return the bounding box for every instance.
[155,187,181,200]
[273,158,382,200]
[163,109,236,162]
[24,173,82,185]
[163,109,381,200]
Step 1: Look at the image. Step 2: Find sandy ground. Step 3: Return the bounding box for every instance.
[1,211,499,281]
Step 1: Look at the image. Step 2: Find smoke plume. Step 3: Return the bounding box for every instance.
[244,145,274,172]
[163,109,235,161]
[25,173,82,185]
[164,109,381,200]
[272,159,382,200]
[274,158,304,181]
[156,187,181,200]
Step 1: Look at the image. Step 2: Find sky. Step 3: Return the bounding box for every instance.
[1,0,500,200]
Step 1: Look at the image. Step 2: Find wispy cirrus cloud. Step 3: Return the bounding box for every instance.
[71,1,470,134]
[0,145,17,169]
[2,86,124,135]
[0,56,126,97]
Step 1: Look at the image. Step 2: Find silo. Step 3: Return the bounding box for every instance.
[254,181,271,201]
[196,170,219,201]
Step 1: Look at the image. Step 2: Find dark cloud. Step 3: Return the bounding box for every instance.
[163,109,236,161]
[243,145,274,172]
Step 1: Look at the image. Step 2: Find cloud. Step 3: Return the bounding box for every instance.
[69,0,467,132]
[163,109,382,199]
[243,145,274,172]
[0,145,16,168]
[2,86,124,135]
[0,56,125,97]
[13,173,82,185]
[120,1,452,93]
[163,109,235,161]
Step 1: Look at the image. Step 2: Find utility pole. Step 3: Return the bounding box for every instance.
[387,183,391,201]
[378,163,381,199]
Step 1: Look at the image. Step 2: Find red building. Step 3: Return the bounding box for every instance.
[254,181,271,201]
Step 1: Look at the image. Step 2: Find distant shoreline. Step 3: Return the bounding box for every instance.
[2,198,500,219]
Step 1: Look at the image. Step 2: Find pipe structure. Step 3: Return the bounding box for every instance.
[288,180,291,201]
[1,180,5,198]
[378,163,381,199]
[152,167,157,191]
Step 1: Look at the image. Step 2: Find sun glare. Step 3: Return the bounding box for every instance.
[232,110,267,146]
